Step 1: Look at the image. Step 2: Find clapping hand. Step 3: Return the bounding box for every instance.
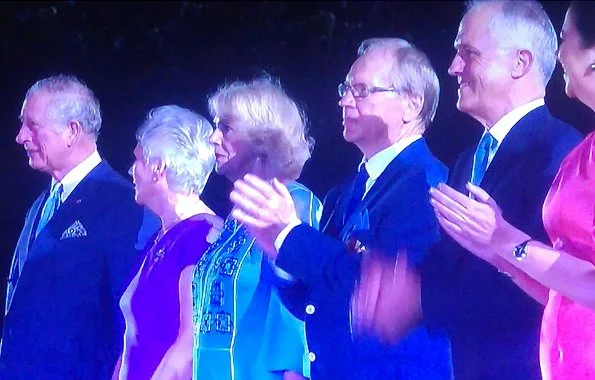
[351,249,422,345]
[429,182,515,263]
[230,174,300,260]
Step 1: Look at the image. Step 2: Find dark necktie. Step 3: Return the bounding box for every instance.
[470,132,496,186]
[345,165,369,220]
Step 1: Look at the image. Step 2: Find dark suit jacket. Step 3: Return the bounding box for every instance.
[277,139,453,379]
[0,161,159,380]
[421,106,583,380]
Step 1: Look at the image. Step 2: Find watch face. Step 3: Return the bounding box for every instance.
[513,242,529,261]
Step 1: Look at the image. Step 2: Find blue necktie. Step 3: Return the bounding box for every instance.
[345,165,369,220]
[470,133,496,186]
[35,182,63,239]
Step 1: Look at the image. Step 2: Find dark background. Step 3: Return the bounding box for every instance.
[0,1,591,331]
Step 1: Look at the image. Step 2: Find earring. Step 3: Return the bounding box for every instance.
[152,176,158,182]
[590,63,595,70]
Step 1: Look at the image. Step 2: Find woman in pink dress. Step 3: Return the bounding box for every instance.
[428,2,595,378]
[112,105,221,379]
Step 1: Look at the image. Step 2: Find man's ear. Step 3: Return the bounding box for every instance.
[512,49,533,79]
[66,120,83,147]
[402,94,424,124]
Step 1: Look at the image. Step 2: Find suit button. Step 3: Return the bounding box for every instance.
[305,304,315,315]
[308,352,316,362]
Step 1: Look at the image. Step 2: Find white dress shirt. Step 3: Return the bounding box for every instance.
[51,150,102,203]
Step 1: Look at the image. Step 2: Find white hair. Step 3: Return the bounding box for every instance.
[466,0,558,85]
[136,105,215,195]
[358,38,440,129]
[208,76,313,180]
[26,74,102,140]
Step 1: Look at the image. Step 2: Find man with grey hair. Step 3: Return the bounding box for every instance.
[352,1,583,379]
[0,74,158,379]
[228,38,452,378]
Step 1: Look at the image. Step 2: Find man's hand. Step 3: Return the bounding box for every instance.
[429,182,525,264]
[230,174,300,260]
[351,250,422,345]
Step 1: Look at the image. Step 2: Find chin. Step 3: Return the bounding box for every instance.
[214,164,227,176]
[456,97,476,115]
[343,131,358,144]
[564,83,576,99]
[343,126,361,143]
[134,190,145,205]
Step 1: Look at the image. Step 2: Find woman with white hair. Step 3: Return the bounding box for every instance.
[192,77,321,380]
[114,105,221,379]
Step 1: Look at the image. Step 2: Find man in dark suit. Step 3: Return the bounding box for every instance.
[352,2,583,379]
[0,75,158,379]
[229,38,452,379]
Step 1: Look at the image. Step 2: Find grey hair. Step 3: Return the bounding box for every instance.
[25,74,102,140]
[358,38,440,129]
[465,0,558,85]
[136,105,215,195]
[208,76,314,180]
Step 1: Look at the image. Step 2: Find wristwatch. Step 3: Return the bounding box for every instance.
[512,239,534,261]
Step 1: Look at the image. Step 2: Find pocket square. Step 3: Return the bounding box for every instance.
[60,220,88,240]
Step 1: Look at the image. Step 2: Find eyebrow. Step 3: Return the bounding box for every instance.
[457,42,479,52]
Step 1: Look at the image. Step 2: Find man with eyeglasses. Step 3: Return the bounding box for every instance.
[353,2,584,379]
[228,38,452,379]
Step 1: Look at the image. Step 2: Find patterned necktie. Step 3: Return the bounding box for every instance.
[35,182,63,238]
[345,164,369,220]
[470,132,496,186]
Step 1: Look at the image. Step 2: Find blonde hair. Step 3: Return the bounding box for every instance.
[208,76,313,180]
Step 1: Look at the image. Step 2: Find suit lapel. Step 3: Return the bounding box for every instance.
[480,106,546,191]
[25,162,111,260]
[320,186,346,235]
[339,140,427,240]
[6,192,47,313]
[7,162,112,315]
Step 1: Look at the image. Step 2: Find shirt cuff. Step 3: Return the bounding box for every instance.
[272,265,295,281]
[274,218,302,253]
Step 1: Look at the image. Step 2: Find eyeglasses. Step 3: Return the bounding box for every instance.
[338,82,399,98]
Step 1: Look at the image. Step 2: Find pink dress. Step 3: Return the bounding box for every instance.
[541,132,595,379]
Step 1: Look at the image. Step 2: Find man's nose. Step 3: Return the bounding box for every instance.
[209,128,222,145]
[339,90,356,108]
[448,54,463,77]
[15,125,28,144]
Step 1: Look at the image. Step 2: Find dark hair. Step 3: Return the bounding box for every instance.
[570,1,595,49]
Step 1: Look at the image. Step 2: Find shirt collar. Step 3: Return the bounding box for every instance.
[361,135,422,181]
[488,98,544,143]
[51,150,102,202]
